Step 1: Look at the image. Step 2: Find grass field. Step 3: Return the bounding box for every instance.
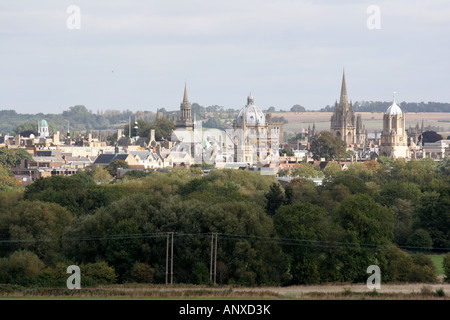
[0,282,449,300]
[429,255,445,275]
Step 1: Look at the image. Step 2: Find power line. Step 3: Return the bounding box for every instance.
[0,231,448,253]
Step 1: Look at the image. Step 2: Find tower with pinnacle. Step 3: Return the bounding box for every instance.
[175,83,194,131]
[330,70,360,146]
[380,93,410,159]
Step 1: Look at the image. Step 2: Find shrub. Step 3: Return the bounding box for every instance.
[130,263,155,283]
[383,248,437,283]
[82,261,117,285]
[444,253,450,283]
[189,262,210,285]
[0,250,45,285]
[407,229,433,252]
[436,288,445,297]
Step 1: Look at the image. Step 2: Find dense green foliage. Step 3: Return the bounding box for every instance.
[0,157,449,287]
[309,131,346,161]
[444,254,450,282]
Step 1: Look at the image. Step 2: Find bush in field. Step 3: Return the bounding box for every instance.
[189,262,210,285]
[444,254,450,283]
[382,248,437,283]
[130,263,155,283]
[82,261,117,285]
[0,250,45,285]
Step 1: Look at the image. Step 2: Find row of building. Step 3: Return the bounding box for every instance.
[289,71,449,161]
[3,73,449,185]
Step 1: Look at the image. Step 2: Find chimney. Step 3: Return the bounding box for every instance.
[150,129,156,142]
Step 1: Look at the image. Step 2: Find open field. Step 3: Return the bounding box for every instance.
[271,112,450,137]
[0,283,448,300]
[429,255,445,275]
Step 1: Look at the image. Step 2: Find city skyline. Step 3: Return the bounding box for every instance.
[1,0,449,114]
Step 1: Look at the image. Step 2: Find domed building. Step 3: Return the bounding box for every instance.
[38,119,50,138]
[379,94,410,159]
[232,93,283,164]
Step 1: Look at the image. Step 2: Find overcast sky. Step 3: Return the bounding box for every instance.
[1,0,449,114]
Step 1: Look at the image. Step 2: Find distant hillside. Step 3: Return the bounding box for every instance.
[0,106,155,136]
[320,101,450,113]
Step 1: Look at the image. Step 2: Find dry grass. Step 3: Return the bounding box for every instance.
[0,283,449,300]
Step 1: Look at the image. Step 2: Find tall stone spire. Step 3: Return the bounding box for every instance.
[339,70,349,111]
[330,69,358,145]
[176,82,193,131]
[183,82,189,103]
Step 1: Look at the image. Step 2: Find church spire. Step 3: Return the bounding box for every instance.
[176,82,193,131]
[183,82,189,103]
[339,69,349,110]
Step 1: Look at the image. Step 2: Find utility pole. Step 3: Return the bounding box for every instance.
[166,232,174,285]
[166,232,169,285]
[214,232,218,285]
[210,233,214,282]
[170,232,174,285]
[210,232,218,284]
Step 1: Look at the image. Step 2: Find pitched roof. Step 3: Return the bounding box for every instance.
[93,153,129,165]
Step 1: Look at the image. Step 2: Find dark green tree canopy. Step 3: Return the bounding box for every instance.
[309,131,346,161]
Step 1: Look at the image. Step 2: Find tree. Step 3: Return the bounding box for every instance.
[290,105,306,112]
[191,103,205,115]
[444,253,450,282]
[273,202,330,284]
[414,191,450,249]
[419,130,443,144]
[0,148,18,168]
[0,200,72,263]
[0,165,23,192]
[0,148,33,169]
[379,181,422,207]
[88,165,113,184]
[407,229,433,252]
[391,199,414,247]
[150,118,175,140]
[123,119,152,139]
[436,157,450,176]
[105,218,143,282]
[284,178,321,206]
[279,147,294,156]
[323,161,341,180]
[291,163,323,179]
[309,131,346,161]
[264,182,285,216]
[12,122,38,136]
[130,263,155,283]
[382,247,436,283]
[334,194,395,282]
[0,250,45,285]
[105,159,130,176]
[13,148,33,166]
[23,173,115,215]
[82,261,117,285]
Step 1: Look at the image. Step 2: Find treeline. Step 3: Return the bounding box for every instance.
[0,106,154,136]
[0,158,449,287]
[320,101,450,113]
[3,100,449,137]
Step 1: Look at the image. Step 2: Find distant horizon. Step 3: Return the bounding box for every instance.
[1,99,450,115]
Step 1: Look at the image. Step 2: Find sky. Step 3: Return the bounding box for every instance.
[1,0,449,114]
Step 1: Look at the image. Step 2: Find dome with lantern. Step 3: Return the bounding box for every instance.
[235,93,266,126]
